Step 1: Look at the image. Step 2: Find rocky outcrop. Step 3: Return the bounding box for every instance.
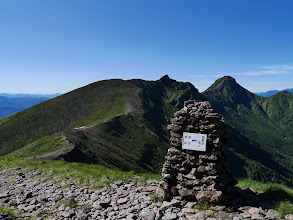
[0,168,287,220]
[157,100,237,204]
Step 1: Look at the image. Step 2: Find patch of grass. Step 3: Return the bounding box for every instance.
[223,206,234,213]
[207,212,216,218]
[0,207,20,217]
[237,179,293,202]
[138,173,160,184]
[194,201,213,211]
[0,157,157,188]
[61,183,72,189]
[150,193,159,202]
[276,201,293,218]
[238,178,293,216]
[54,198,78,209]
[7,133,66,157]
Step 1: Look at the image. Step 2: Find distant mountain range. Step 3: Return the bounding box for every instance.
[0,76,292,187]
[0,93,61,99]
[0,93,61,118]
[255,89,293,97]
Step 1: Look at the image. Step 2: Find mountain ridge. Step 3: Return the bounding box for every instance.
[1,76,293,186]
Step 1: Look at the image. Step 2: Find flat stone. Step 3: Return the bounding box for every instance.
[249,207,260,215]
[184,202,197,209]
[162,213,177,220]
[160,200,180,211]
[117,197,128,205]
[182,208,195,214]
[110,184,118,189]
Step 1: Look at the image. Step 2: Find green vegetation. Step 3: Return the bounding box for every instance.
[238,179,293,217]
[194,201,213,211]
[0,157,159,188]
[237,179,293,196]
[0,206,20,217]
[7,133,66,157]
[277,201,293,218]
[0,79,135,155]
[150,193,159,202]
[0,76,203,174]
[1,75,293,187]
[54,198,79,209]
[204,76,293,186]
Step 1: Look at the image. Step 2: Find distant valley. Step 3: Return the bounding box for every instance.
[0,76,292,187]
[0,93,61,118]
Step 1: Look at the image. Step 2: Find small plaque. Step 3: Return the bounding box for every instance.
[182,132,207,151]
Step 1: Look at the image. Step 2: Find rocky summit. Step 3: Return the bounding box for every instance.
[0,168,292,220]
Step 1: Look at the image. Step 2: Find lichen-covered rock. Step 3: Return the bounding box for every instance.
[157,100,237,204]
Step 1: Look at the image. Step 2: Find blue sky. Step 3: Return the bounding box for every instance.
[1,0,293,94]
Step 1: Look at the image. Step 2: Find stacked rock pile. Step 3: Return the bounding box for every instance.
[157,100,237,204]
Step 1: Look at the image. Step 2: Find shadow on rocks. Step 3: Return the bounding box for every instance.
[231,186,293,211]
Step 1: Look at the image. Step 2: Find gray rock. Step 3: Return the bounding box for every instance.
[265,209,280,219]
[285,214,293,220]
[0,193,10,199]
[251,213,264,220]
[162,212,177,220]
[160,200,180,211]
[140,209,156,220]
[193,210,213,220]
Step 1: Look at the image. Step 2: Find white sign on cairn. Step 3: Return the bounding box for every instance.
[182,132,207,151]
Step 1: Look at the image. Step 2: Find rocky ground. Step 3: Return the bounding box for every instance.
[0,168,292,220]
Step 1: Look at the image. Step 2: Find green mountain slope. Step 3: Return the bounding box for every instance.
[0,76,204,172]
[1,75,292,186]
[0,79,136,155]
[204,76,293,186]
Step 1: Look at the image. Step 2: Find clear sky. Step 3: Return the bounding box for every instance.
[1,0,293,94]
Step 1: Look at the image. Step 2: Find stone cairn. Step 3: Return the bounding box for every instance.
[157,100,237,205]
